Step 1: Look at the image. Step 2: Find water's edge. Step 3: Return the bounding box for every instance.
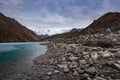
[0,42,47,80]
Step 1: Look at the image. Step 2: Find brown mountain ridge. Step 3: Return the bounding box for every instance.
[80,12,120,34]
[0,13,40,42]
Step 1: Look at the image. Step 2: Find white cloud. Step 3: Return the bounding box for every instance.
[14,15,74,35]
[40,13,73,24]
[0,0,24,18]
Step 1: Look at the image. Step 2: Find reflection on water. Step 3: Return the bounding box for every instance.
[0,42,47,79]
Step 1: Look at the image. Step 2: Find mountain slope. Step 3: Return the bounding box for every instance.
[80,12,120,34]
[40,31,80,41]
[0,13,40,42]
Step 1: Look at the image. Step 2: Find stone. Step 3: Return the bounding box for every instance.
[83,52,89,55]
[87,77,92,80]
[86,67,96,75]
[101,50,114,58]
[41,75,50,80]
[91,52,99,60]
[68,56,78,61]
[79,60,87,65]
[69,44,76,48]
[117,60,120,64]
[83,73,89,77]
[113,63,120,70]
[58,64,69,72]
[73,70,79,76]
[95,76,107,80]
[83,54,90,60]
[47,71,52,75]
[69,61,78,68]
[108,49,118,53]
[62,57,66,61]
[76,67,84,73]
[58,64,67,69]
[63,67,70,73]
[54,70,60,73]
[92,47,98,51]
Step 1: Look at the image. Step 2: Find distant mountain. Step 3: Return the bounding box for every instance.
[40,29,82,41]
[0,13,40,42]
[39,34,49,39]
[70,28,83,32]
[34,28,70,35]
[80,12,120,34]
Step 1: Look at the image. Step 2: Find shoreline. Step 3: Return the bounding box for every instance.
[30,42,120,80]
[5,41,119,80]
[0,43,47,80]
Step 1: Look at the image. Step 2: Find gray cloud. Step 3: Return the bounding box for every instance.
[0,0,23,9]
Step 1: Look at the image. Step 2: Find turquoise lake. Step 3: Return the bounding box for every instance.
[0,42,47,79]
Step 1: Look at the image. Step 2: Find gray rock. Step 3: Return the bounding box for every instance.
[100,50,114,58]
[86,67,96,75]
[47,71,52,75]
[82,52,89,55]
[68,56,78,61]
[79,73,90,80]
[69,61,78,69]
[113,63,120,70]
[90,52,99,60]
[73,70,79,76]
[54,70,60,73]
[92,47,98,51]
[63,67,70,73]
[79,60,87,65]
[94,76,107,80]
[83,54,90,60]
[58,64,70,72]
[117,60,120,64]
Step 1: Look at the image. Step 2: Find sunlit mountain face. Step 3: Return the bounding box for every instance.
[0,0,120,35]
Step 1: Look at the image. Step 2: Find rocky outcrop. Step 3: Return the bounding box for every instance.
[0,12,40,42]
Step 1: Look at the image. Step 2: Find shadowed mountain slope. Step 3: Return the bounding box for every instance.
[0,13,40,42]
[80,12,120,34]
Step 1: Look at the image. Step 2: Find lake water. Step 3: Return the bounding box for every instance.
[0,42,47,79]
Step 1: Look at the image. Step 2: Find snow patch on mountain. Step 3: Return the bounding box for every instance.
[34,28,71,35]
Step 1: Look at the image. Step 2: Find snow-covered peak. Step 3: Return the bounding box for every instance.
[34,28,70,35]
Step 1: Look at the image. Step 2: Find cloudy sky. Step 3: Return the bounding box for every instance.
[0,0,120,35]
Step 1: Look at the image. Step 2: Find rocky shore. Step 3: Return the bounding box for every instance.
[30,40,120,80]
[9,31,118,80]
[7,33,120,80]
[26,12,120,80]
